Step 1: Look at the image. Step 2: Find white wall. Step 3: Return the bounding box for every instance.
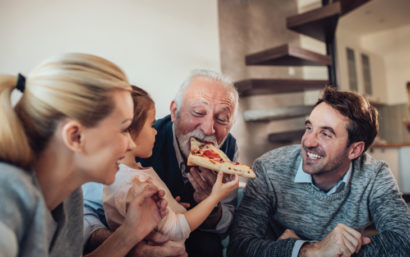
[0,0,220,118]
[361,24,410,105]
[336,27,388,104]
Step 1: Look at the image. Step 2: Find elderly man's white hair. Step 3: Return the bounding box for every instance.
[174,69,239,116]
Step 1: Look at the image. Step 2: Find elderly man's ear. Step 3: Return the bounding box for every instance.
[170,100,177,123]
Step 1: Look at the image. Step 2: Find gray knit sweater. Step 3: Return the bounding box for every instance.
[0,162,83,257]
[228,145,410,257]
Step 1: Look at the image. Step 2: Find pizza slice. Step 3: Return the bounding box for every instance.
[187,137,256,178]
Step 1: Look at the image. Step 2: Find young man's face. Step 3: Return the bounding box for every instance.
[301,102,352,178]
[171,76,236,157]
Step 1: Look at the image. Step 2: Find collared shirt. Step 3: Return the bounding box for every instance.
[291,161,353,257]
[294,161,352,195]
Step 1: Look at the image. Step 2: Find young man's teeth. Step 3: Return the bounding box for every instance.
[307,152,321,159]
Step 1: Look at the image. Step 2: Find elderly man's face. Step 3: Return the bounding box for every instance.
[170,77,236,158]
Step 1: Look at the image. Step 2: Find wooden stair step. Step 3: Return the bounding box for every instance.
[338,0,371,16]
[246,44,332,66]
[268,129,305,144]
[287,2,341,42]
[244,105,313,122]
[234,79,329,97]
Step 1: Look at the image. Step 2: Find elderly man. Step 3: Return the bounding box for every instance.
[83,69,239,257]
[228,87,410,257]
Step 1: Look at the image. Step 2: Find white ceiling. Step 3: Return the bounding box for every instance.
[338,0,410,35]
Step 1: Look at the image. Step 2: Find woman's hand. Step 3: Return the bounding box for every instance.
[122,182,168,245]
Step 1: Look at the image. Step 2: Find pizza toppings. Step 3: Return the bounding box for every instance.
[187,137,256,178]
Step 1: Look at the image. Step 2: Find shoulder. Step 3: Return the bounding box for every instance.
[250,145,301,188]
[154,114,173,132]
[353,152,393,180]
[254,144,301,169]
[0,163,44,238]
[0,162,42,205]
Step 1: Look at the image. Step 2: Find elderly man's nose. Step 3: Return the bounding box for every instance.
[200,117,215,135]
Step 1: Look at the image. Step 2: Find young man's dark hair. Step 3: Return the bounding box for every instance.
[315,86,379,152]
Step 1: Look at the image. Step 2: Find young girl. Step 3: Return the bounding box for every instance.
[0,53,167,257]
[103,85,239,247]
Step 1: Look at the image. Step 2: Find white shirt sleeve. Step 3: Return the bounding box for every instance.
[0,221,17,257]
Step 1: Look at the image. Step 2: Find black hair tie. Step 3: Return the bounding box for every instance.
[16,73,26,93]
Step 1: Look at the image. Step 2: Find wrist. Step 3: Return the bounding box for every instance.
[298,242,318,257]
[115,224,142,249]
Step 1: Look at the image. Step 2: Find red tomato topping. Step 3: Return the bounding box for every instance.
[203,150,222,160]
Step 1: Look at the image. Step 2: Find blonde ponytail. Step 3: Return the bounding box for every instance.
[0,75,33,167]
[1,53,131,169]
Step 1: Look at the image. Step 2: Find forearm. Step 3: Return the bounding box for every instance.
[357,231,410,257]
[185,195,220,231]
[84,228,112,254]
[228,234,297,257]
[201,189,237,232]
[85,225,140,257]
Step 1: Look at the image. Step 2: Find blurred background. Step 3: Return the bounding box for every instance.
[1,0,409,194]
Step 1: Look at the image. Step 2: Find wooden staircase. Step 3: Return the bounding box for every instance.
[234,0,370,144]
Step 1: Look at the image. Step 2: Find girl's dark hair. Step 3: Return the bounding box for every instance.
[129,85,155,138]
[315,86,379,152]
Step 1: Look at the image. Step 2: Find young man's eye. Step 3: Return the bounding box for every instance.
[321,131,331,138]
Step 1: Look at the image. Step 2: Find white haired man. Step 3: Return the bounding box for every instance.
[83,69,239,257]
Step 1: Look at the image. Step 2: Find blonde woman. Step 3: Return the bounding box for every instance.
[0,53,167,257]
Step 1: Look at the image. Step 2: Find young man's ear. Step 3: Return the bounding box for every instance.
[170,100,177,122]
[61,120,85,153]
[348,141,365,160]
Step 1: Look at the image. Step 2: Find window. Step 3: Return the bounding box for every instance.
[361,54,372,95]
[346,48,358,91]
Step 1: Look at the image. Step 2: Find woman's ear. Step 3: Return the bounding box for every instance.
[61,120,85,153]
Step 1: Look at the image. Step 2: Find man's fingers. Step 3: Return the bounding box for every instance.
[342,224,363,254]
[188,168,208,190]
[342,232,359,255]
[198,166,217,184]
[224,174,239,188]
[362,236,371,245]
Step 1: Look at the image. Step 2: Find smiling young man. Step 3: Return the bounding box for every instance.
[228,87,410,257]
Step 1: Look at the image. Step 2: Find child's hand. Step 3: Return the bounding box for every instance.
[210,171,239,202]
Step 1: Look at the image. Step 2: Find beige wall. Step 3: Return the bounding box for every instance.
[0,0,221,118]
